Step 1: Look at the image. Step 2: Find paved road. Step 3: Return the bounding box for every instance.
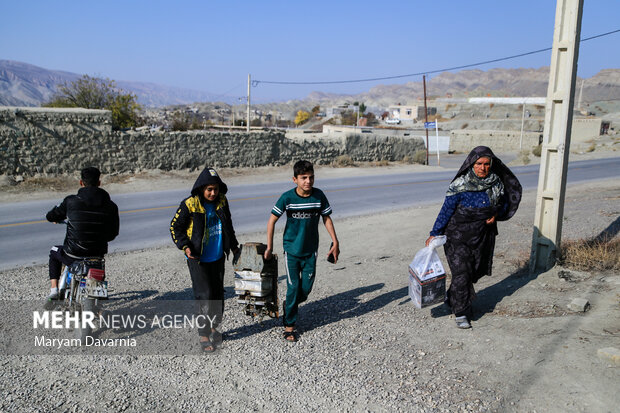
[1,157,618,270]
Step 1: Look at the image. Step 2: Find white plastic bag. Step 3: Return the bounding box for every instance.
[409,235,446,281]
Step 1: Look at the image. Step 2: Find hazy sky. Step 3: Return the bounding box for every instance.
[2,0,618,103]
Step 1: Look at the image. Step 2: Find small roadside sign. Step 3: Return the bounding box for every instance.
[424,121,436,129]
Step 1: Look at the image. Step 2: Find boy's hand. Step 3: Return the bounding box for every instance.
[184,247,196,259]
[264,247,273,261]
[232,247,241,265]
[328,242,340,264]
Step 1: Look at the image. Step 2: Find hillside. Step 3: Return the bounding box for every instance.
[306,67,620,109]
[0,60,228,107]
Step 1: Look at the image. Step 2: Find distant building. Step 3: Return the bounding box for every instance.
[328,104,358,116]
[387,105,436,121]
[467,97,546,105]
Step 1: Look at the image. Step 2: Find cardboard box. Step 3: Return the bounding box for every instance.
[408,268,446,309]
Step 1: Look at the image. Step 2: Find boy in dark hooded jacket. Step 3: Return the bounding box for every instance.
[170,167,239,353]
[46,167,119,302]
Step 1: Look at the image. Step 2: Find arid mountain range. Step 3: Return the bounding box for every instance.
[1,60,619,109]
[0,60,222,107]
[307,67,620,107]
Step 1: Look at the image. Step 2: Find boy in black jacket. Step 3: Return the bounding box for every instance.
[170,167,239,353]
[46,167,119,301]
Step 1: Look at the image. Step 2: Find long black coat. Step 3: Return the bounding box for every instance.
[442,146,522,314]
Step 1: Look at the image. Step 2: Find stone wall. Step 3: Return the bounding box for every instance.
[0,107,425,176]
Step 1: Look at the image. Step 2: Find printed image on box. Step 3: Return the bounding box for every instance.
[408,237,447,309]
[408,270,446,309]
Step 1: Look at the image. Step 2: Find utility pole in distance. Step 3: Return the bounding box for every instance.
[530,0,583,273]
[423,75,429,166]
[246,74,251,133]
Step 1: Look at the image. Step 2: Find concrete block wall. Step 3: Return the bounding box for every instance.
[450,129,542,153]
[320,124,428,139]
[571,118,602,142]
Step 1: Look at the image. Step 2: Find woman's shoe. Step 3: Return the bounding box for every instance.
[455,316,471,329]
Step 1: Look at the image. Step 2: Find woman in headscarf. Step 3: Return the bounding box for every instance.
[425,146,522,329]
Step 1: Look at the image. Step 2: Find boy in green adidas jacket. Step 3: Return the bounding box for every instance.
[264,160,340,342]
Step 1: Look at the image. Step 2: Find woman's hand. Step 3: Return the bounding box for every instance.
[486,215,496,225]
[425,236,435,247]
[184,247,196,259]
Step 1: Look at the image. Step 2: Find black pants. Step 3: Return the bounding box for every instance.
[48,245,77,280]
[186,257,225,337]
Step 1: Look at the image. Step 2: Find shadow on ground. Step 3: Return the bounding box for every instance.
[225,283,408,341]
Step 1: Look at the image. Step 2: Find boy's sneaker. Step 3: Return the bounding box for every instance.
[455,316,471,329]
[44,290,60,310]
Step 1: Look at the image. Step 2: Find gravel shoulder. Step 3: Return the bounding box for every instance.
[1,167,619,411]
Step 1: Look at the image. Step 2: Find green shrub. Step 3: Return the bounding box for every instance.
[43,75,142,130]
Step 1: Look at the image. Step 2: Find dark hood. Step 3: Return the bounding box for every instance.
[76,186,112,208]
[453,146,522,221]
[191,167,228,197]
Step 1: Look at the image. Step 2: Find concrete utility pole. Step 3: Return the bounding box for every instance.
[423,75,429,165]
[519,100,526,151]
[530,0,584,273]
[246,74,251,133]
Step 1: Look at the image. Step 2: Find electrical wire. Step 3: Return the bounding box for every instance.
[253,29,620,87]
[210,83,245,101]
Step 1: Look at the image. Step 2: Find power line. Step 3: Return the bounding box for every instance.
[209,82,245,102]
[254,29,620,87]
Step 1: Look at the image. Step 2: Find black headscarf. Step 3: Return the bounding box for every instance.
[451,146,522,221]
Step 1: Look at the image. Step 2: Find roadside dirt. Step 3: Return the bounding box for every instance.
[0,152,618,411]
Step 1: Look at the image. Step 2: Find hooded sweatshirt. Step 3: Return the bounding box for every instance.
[46,186,120,257]
[170,167,238,258]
